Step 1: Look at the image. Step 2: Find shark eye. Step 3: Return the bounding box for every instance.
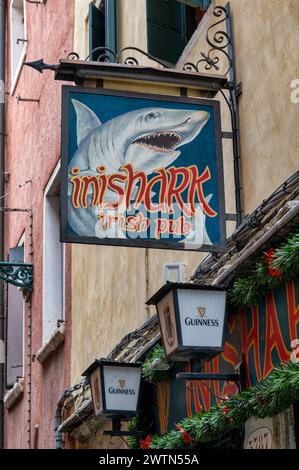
[145,111,161,121]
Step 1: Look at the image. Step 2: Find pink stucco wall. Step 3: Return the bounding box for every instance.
[4,0,74,449]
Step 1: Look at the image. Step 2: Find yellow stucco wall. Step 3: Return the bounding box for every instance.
[227,0,299,214]
[71,242,202,383]
[180,0,299,215]
[70,0,299,385]
[74,0,90,60]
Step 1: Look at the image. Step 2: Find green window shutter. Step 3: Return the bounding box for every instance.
[147,0,187,65]
[105,0,117,54]
[89,2,105,61]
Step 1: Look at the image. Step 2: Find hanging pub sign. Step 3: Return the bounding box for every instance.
[60,86,226,252]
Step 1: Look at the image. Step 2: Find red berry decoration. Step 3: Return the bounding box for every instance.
[221,405,229,415]
[221,406,234,424]
[141,434,152,449]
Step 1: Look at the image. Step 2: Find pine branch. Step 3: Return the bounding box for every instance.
[146,362,299,449]
[228,231,299,308]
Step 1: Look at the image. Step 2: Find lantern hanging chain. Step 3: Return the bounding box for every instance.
[0,180,31,200]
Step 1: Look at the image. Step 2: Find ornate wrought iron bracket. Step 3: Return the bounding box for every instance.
[23,5,235,76]
[182,5,233,76]
[24,5,235,79]
[0,262,33,292]
[181,3,243,225]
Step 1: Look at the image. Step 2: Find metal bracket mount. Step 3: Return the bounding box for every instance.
[0,262,33,292]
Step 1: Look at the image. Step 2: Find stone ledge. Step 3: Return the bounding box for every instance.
[35,325,65,364]
[4,378,24,410]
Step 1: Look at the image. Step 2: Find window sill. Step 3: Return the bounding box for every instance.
[4,378,24,410]
[35,324,65,364]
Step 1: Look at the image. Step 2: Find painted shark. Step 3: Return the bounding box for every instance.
[68,100,211,241]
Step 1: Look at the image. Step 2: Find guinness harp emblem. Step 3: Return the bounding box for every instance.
[197,307,206,318]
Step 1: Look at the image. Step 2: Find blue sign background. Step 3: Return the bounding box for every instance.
[61,87,226,251]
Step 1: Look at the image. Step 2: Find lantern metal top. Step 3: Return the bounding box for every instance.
[82,358,141,378]
[146,282,226,306]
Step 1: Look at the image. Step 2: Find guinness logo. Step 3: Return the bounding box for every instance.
[118,379,126,389]
[197,307,206,318]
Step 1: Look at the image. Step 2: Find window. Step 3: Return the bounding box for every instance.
[163,263,186,283]
[10,0,27,93]
[43,163,64,343]
[146,0,211,65]
[6,243,24,388]
[88,0,117,61]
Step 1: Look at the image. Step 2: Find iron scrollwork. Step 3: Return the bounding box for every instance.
[82,46,170,68]
[0,262,34,292]
[25,47,171,74]
[183,5,232,75]
[66,52,80,61]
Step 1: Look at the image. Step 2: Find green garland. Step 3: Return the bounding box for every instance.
[147,361,299,449]
[142,344,169,383]
[132,232,299,449]
[228,232,299,308]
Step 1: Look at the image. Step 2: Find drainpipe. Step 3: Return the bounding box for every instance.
[0,0,6,451]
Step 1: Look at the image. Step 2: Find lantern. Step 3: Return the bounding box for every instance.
[147,283,227,362]
[83,360,141,419]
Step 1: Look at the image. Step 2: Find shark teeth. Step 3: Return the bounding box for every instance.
[133,131,181,153]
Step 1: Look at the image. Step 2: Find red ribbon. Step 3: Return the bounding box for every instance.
[265,249,282,278]
[175,424,193,444]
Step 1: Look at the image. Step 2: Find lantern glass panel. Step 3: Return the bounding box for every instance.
[103,365,141,413]
[90,367,103,417]
[157,290,179,357]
